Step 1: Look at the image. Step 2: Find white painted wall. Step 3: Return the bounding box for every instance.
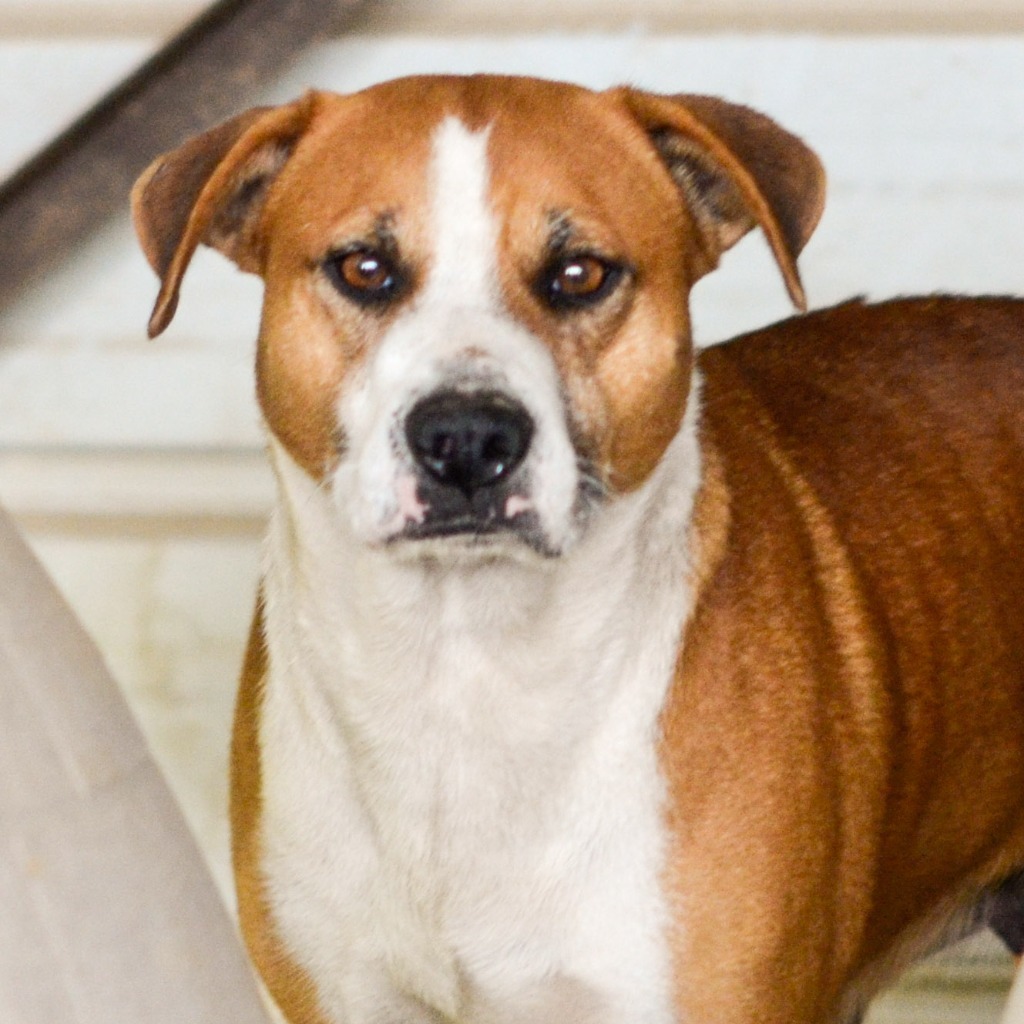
[0,3,1020,1019]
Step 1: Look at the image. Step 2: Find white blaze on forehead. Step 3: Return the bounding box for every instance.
[337,113,583,554]
[424,117,498,304]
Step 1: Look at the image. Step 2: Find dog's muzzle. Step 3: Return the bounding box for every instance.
[401,389,541,546]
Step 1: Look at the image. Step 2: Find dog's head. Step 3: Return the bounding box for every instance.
[133,75,824,558]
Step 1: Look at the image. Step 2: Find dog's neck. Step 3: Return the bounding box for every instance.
[255,369,704,1021]
[261,376,704,737]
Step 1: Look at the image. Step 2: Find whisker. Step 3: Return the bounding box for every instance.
[575,456,608,513]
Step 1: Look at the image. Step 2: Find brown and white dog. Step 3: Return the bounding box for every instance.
[132,75,1024,1024]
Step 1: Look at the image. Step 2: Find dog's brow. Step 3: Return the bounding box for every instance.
[371,212,399,246]
[324,211,400,257]
[546,211,577,252]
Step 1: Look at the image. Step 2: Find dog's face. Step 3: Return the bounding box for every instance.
[133,75,823,558]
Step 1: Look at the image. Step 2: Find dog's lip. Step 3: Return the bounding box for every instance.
[406,516,504,536]
[387,509,558,558]
[396,513,528,544]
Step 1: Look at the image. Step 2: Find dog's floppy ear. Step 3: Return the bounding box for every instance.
[131,93,317,338]
[616,88,826,310]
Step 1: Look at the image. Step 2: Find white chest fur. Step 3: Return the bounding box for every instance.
[255,396,702,1024]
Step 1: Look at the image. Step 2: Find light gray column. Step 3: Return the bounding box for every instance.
[0,506,270,1023]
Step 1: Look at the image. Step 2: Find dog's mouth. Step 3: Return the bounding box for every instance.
[390,484,556,557]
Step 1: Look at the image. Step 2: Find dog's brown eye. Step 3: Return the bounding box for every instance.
[340,252,391,290]
[324,247,403,307]
[539,253,623,311]
[556,257,607,296]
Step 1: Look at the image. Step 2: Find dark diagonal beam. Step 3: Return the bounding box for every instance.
[0,0,373,311]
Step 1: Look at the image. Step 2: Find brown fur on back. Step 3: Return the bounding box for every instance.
[660,296,1024,1022]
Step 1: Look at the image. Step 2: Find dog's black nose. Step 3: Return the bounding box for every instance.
[406,391,533,497]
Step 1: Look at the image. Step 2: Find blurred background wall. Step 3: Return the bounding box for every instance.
[0,2,1021,1020]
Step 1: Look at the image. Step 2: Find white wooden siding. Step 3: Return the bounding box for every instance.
[2,0,1023,35]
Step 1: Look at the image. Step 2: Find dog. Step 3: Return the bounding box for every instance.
[131,74,1024,1024]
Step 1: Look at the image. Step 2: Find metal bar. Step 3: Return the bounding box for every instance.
[0,0,374,310]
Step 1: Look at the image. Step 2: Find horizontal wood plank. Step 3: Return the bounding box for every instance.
[0,449,272,529]
[0,0,1022,37]
[7,35,1024,185]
